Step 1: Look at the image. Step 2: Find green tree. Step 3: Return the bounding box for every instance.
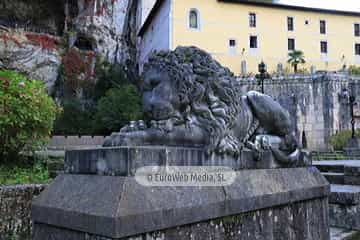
[0,70,57,161]
[287,50,306,73]
[52,98,95,135]
[93,85,143,135]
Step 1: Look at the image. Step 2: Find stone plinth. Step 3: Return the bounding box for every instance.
[64,146,310,176]
[32,146,328,240]
[344,138,360,157]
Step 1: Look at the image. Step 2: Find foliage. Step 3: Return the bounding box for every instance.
[52,98,94,135]
[93,60,129,100]
[0,160,50,186]
[25,33,58,51]
[287,50,306,73]
[61,48,95,97]
[93,85,143,135]
[348,65,360,75]
[53,58,141,135]
[0,70,57,161]
[329,129,360,151]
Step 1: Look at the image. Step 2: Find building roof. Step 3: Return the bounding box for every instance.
[138,0,360,36]
[219,0,360,16]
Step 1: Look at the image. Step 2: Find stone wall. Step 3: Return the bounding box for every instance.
[0,184,47,240]
[49,136,105,150]
[237,73,360,151]
[33,198,330,240]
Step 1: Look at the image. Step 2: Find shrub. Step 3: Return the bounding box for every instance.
[329,129,360,151]
[348,65,360,75]
[52,98,95,135]
[93,85,143,135]
[0,70,57,161]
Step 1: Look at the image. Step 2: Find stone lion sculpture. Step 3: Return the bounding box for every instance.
[103,46,300,164]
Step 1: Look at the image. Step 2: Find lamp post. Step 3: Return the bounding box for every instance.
[350,95,357,139]
[256,61,270,94]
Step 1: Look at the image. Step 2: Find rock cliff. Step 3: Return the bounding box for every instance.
[0,0,138,93]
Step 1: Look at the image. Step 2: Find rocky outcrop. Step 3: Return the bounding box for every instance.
[73,0,138,73]
[0,0,140,92]
[0,30,61,93]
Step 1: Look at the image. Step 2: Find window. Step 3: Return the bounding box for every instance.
[288,38,295,51]
[229,39,236,55]
[189,9,199,29]
[320,20,326,34]
[287,17,294,31]
[321,41,328,53]
[250,36,258,48]
[249,13,256,27]
[355,24,360,37]
[355,44,360,55]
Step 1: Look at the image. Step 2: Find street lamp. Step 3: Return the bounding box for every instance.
[350,95,357,139]
[255,61,270,93]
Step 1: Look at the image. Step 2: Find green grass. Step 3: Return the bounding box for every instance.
[312,151,349,161]
[0,160,50,186]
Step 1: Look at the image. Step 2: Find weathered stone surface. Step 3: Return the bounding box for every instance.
[0,184,47,240]
[313,160,346,173]
[330,204,360,230]
[344,176,360,186]
[238,74,360,151]
[64,146,310,176]
[330,227,360,240]
[33,197,330,240]
[0,32,61,93]
[323,173,345,185]
[344,138,360,155]
[344,164,360,177]
[74,0,137,67]
[32,168,329,239]
[330,185,360,205]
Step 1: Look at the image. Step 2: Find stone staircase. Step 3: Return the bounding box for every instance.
[313,160,360,233]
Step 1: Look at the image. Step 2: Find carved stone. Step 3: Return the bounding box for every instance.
[104,46,301,167]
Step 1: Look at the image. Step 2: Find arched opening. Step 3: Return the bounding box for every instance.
[189,9,199,29]
[74,35,93,51]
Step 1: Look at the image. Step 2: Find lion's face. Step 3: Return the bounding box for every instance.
[141,67,181,120]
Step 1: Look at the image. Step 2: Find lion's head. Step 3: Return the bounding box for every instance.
[141,46,242,152]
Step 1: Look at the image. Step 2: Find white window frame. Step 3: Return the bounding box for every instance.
[228,38,237,56]
[320,40,328,61]
[287,16,294,31]
[288,38,295,52]
[249,35,259,57]
[188,8,201,31]
[355,23,360,37]
[320,20,327,35]
[249,12,257,28]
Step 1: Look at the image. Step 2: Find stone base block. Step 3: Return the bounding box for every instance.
[330,204,360,231]
[34,198,329,240]
[32,168,329,239]
[64,146,310,176]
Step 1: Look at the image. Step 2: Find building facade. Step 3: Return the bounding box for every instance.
[138,0,360,75]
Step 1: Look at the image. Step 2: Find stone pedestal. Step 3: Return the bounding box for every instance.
[32,146,329,240]
[344,138,360,157]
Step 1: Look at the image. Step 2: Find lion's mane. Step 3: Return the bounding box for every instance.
[144,46,242,153]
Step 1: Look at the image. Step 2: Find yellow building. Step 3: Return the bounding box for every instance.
[138,0,360,75]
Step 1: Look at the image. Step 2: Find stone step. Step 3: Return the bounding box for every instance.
[315,164,345,173]
[323,173,345,185]
[330,227,360,240]
[313,160,347,173]
[330,184,360,205]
